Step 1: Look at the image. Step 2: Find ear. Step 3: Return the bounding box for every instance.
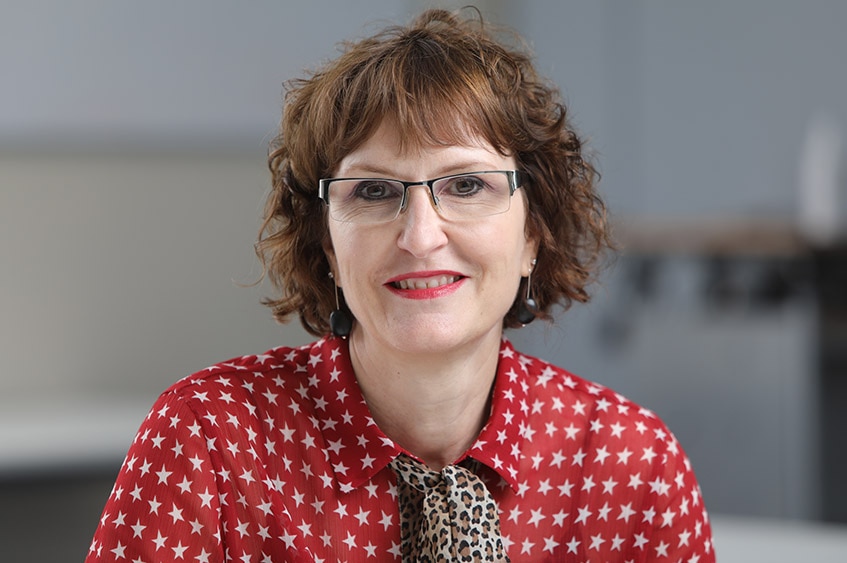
[520,192,540,275]
[521,235,540,277]
[322,238,340,286]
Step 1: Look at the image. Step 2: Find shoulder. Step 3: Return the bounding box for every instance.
[505,346,714,560]
[507,343,639,410]
[153,341,320,413]
[509,342,683,460]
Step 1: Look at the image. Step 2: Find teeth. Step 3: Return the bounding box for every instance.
[394,276,459,290]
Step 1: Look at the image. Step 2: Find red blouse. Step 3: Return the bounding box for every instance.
[86,337,715,562]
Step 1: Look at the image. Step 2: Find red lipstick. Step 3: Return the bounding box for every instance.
[385,271,466,300]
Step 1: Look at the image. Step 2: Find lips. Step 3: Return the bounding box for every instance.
[391,275,462,290]
[385,271,466,299]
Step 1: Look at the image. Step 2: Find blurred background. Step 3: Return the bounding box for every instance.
[1,0,846,561]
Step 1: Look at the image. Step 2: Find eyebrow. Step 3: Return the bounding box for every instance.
[341,161,501,179]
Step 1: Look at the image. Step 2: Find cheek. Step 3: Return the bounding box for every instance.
[470,224,529,274]
[327,224,351,277]
[328,225,378,283]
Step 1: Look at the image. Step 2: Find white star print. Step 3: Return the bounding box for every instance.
[558,479,574,497]
[679,529,692,547]
[542,536,559,553]
[602,476,618,494]
[642,507,657,525]
[598,502,612,521]
[551,450,567,467]
[618,503,636,523]
[649,476,670,496]
[633,532,649,549]
[589,534,605,551]
[130,520,145,539]
[572,400,586,416]
[628,472,644,490]
[171,541,188,559]
[566,537,580,554]
[508,506,523,524]
[574,506,592,525]
[661,508,677,527]
[552,510,568,526]
[151,531,166,550]
[611,534,624,551]
[110,542,126,559]
[572,449,586,466]
[527,508,546,527]
[354,509,370,526]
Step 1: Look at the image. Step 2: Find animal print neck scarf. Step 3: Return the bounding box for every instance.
[389,454,510,562]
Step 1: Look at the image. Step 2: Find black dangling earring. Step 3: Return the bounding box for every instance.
[516,259,538,325]
[328,272,352,338]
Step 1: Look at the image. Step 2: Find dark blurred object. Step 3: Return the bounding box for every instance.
[702,256,813,311]
[815,245,847,524]
[0,467,118,563]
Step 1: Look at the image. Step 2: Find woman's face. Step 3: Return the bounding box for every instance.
[325,121,537,355]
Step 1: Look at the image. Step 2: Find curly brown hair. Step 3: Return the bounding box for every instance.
[257,8,613,337]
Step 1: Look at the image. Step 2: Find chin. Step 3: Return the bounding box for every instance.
[380,315,501,354]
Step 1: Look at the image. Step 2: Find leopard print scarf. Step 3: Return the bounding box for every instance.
[389,454,510,562]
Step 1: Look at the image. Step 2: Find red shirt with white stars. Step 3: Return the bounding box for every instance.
[86,337,715,562]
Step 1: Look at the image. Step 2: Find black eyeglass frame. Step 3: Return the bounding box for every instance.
[317,170,528,221]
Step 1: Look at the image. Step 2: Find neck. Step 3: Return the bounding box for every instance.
[349,328,502,471]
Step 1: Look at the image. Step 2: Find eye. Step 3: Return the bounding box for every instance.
[444,176,487,197]
[352,180,401,201]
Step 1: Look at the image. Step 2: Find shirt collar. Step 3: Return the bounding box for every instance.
[464,340,528,491]
[309,337,401,490]
[309,337,527,493]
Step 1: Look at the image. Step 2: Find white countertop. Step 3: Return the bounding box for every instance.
[0,396,151,475]
[711,515,847,562]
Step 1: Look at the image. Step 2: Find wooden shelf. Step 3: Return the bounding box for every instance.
[613,216,816,258]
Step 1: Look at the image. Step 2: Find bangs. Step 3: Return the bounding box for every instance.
[326,23,520,164]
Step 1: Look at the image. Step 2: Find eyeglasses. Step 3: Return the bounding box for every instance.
[318,170,527,224]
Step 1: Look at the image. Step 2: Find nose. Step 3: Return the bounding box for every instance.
[396,185,448,257]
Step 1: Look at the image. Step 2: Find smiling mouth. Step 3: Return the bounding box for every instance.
[391,275,462,290]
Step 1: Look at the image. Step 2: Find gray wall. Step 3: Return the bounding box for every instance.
[0,0,414,151]
[509,0,847,218]
[2,0,847,528]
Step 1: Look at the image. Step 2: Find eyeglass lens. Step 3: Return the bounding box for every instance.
[325,171,516,224]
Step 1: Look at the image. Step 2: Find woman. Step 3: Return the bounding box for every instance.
[87,9,714,563]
